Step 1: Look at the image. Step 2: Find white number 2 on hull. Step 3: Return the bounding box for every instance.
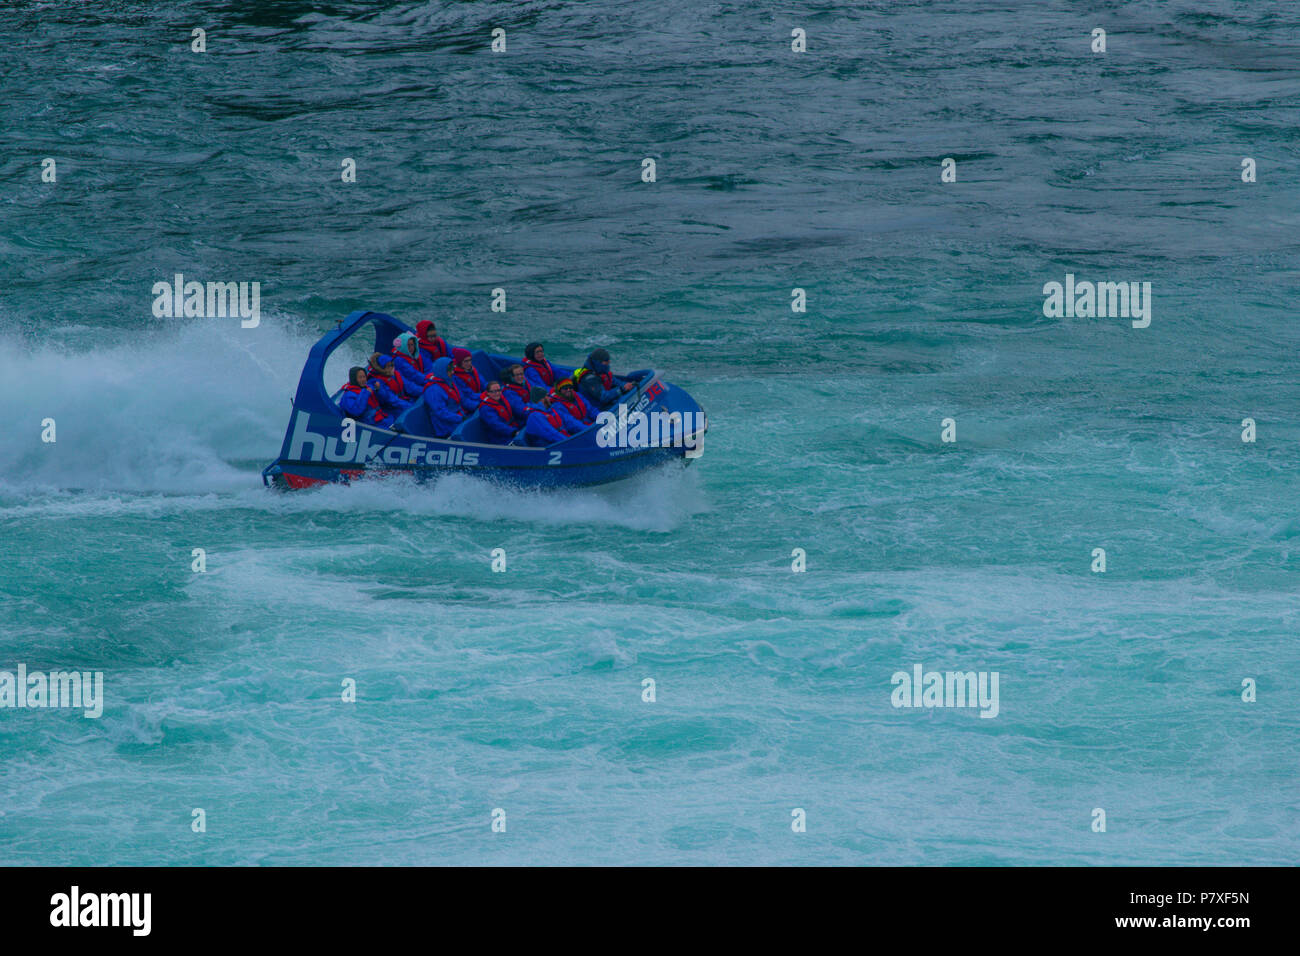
[548,451,563,465]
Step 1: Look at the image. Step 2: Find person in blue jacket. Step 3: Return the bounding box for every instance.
[572,348,635,409]
[419,357,466,438]
[477,381,519,444]
[547,385,589,434]
[500,364,532,421]
[551,378,598,425]
[366,353,414,416]
[522,343,557,391]
[415,320,452,366]
[337,367,392,427]
[391,333,431,398]
[449,349,483,414]
[523,389,572,447]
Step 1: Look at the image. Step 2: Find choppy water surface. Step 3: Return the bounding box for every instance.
[1,1,1298,864]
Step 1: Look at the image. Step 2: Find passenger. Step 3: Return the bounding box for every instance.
[366,353,414,416]
[551,377,598,426]
[572,348,635,409]
[338,367,391,427]
[522,343,556,390]
[449,348,483,412]
[419,357,467,438]
[391,333,431,398]
[477,380,519,444]
[415,320,452,365]
[499,364,532,422]
[523,387,571,447]
[547,390,588,434]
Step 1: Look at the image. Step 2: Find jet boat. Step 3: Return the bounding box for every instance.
[261,310,708,490]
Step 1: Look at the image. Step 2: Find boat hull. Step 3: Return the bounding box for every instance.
[263,440,696,490]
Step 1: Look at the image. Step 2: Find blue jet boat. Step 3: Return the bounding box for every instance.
[262,310,708,490]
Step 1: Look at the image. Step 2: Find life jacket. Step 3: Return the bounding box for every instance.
[395,347,428,377]
[425,376,462,406]
[530,403,567,433]
[572,366,614,390]
[371,365,407,397]
[451,364,482,393]
[480,391,515,426]
[341,383,390,423]
[504,381,531,407]
[524,357,555,386]
[418,335,449,361]
[556,391,592,422]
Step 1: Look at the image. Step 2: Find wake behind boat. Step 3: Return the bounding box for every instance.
[262,310,708,490]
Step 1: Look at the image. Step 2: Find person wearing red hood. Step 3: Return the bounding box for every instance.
[449,348,483,412]
[415,320,452,366]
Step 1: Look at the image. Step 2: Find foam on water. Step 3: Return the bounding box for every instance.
[0,318,310,494]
